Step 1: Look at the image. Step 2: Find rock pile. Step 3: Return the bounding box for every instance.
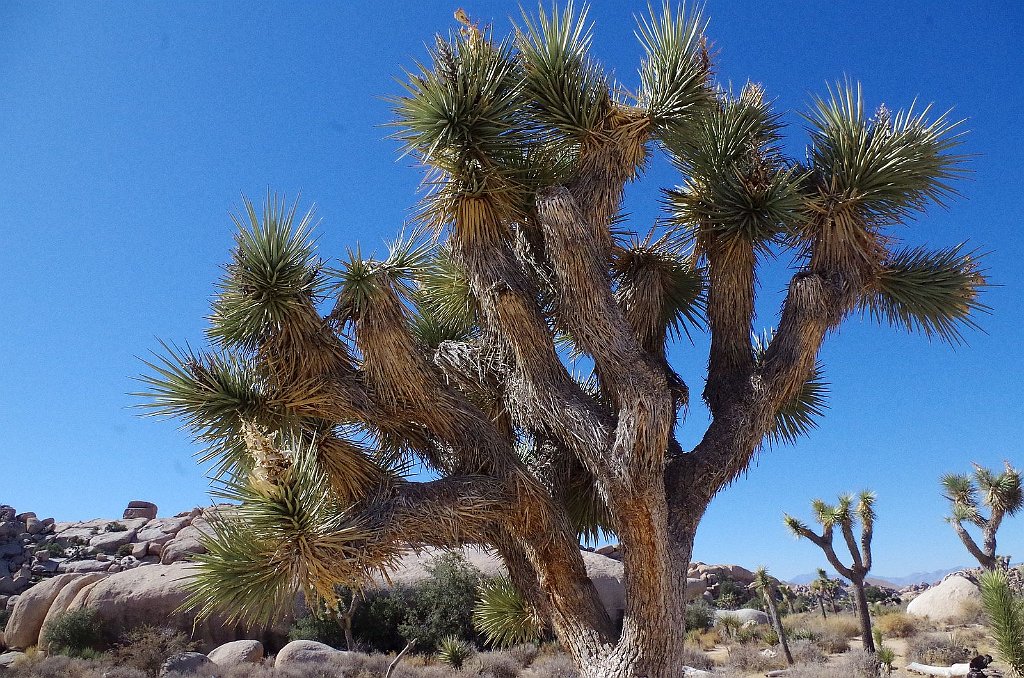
[0,505,59,604]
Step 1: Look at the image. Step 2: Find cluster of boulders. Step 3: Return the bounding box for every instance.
[0,505,58,600]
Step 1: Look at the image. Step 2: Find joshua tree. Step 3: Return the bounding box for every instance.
[754,567,793,665]
[785,492,878,651]
[810,567,841,616]
[942,462,1023,570]
[140,5,984,676]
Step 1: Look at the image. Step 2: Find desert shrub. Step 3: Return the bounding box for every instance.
[354,585,414,652]
[781,648,879,678]
[864,585,888,603]
[400,553,482,653]
[906,632,972,665]
[684,601,713,632]
[42,609,108,656]
[524,653,578,678]
[288,612,345,648]
[104,521,128,532]
[2,654,148,678]
[956,597,986,624]
[725,643,787,672]
[437,634,474,668]
[789,638,826,665]
[841,648,882,678]
[116,544,133,557]
[507,643,539,666]
[875,611,919,638]
[715,612,742,638]
[734,624,763,644]
[110,625,197,675]
[476,650,522,678]
[680,647,714,671]
[714,580,746,610]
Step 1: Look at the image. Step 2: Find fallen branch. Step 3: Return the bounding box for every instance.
[384,639,417,678]
[905,662,970,677]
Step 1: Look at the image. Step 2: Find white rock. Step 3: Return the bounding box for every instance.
[906,575,981,623]
[0,651,27,669]
[714,608,769,626]
[274,640,351,668]
[208,639,264,665]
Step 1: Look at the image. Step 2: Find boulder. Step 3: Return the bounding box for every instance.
[3,573,82,650]
[0,651,27,670]
[208,639,264,666]
[907,575,982,623]
[37,573,107,651]
[274,640,351,668]
[0,507,14,522]
[123,501,158,521]
[159,651,215,676]
[159,535,206,564]
[59,559,115,574]
[88,529,136,552]
[65,562,284,650]
[131,542,149,559]
[714,608,770,626]
[24,519,42,536]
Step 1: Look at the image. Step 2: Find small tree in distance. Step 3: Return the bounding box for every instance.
[785,492,878,652]
[942,462,1022,571]
[754,567,793,666]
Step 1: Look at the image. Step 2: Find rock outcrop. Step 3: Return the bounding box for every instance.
[207,639,265,666]
[906,575,982,623]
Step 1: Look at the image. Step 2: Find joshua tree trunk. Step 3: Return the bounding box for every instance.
[850,577,876,652]
[817,595,827,620]
[756,568,794,666]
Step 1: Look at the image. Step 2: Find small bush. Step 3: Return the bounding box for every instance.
[680,647,713,671]
[789,638,827,664]
[42,609,108,656]
[104,522,128,532]
[476,650,522,678]
[525,653,578,678]
[110,625,197,675]
[782,648,879,678]
[684,601,714,632]
[906,632,972,665]
[875,611,919,638]
[508,643,539,666]
[116,544,133,557]
[726,643,787,672]
[288,612,344,648]
[0,654,148,678]
[437,634,474,668]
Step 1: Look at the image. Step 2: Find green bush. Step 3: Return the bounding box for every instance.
[684,601,714,632]
[116,544,133,557]
[398,552,482,653]
[288,612,345,647]
[104,522,128,533]
[42,609,108,656]
[905,633,971,665]
[110,626,197,676]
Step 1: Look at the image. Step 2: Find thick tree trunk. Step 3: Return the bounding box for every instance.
[851,578,875,652]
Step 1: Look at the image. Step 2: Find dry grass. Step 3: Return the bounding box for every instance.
[875,611,923,638]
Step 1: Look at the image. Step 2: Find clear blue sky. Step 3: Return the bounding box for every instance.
[1,2,1022,580]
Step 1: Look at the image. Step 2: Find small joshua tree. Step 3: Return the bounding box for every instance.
[785,492,877,652]
[754,567,793,665]
[979,569,1024,677]
[942,462,1023,571]
[810,567,840,616]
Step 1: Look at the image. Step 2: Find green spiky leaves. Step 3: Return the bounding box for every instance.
[185,433,392,626]
[636,2,711,133]
[518,2,608,143]
[473,575,545,648]
[807,83,966,231]
[208,195,323,351]
[666,85,806,255]
[979,570,1024,676]
[862,244,988,344]
[754,330,828,446]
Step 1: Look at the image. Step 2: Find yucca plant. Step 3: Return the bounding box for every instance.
[754,567,793,665]
[474,575,546,648]
[942,462,1023,570]
[785,492,879,651]
[139,3,985,677]
[980,569,1024,677]
[437,634,474,669]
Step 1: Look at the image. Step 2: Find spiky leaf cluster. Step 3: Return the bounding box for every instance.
[980,570,1024,677]
[473,575,545,648]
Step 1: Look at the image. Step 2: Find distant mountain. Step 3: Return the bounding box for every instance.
[787,565,967,587]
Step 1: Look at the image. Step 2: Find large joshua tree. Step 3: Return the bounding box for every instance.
[141,5,986,677]
[942,462,1023,570]
[785,492,879,652]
